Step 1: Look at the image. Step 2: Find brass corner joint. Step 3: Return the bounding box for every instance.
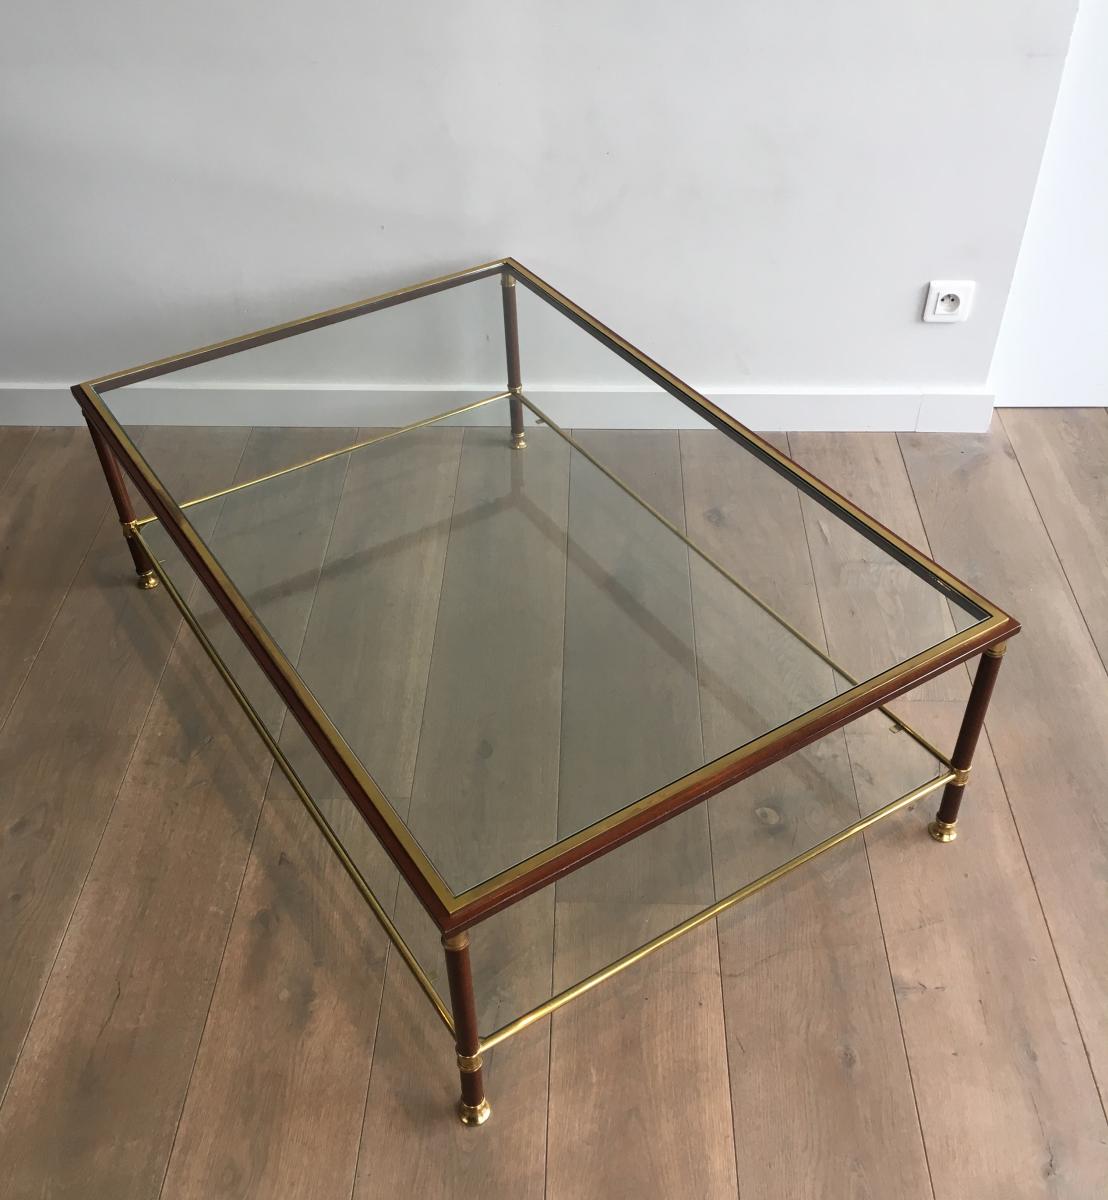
[952,764,972,788]
[456,1050,483,1074]
[123,522,159,589]
[442,930,469,951]
[985,641,1008,658]
[501,273,515,289]
[928,818,958,844]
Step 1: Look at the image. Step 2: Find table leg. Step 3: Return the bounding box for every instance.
[501,271,526,450]
[442,930,490,1126]
[84,417,158,590]
[929,642,1006,842]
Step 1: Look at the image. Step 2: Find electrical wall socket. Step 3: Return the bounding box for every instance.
[923,280,975,322]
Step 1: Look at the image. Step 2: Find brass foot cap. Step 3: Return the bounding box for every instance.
[457,1098,491,1127]
[928,818,957,844]
[511,433,527,450]
[137,571,159,590]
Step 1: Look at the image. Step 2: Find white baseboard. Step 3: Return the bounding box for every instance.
[0,382,994,433]
[991,398,1105,407]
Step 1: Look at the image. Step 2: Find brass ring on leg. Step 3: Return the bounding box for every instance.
[928,818,957,843]
[457,1097,491,1127]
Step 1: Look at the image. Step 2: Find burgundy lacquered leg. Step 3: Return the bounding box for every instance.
[442,930,490,1126]
[929,642,1006,842]
[501,271,526,450]
[84,417,158,590]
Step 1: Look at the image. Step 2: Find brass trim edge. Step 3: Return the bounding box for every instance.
[135,528,455,1036]
[90,258,508,391]
[447,614,1004,916]
[477,770,954,1052]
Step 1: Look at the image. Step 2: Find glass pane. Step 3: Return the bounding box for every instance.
[326,707,948,1040]
[104,270,987,904]
[469,705,946,1031]
[141,411,960,895]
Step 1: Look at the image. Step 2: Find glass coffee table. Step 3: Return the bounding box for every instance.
[74,259,1018,1127]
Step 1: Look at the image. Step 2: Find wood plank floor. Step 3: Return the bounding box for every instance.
[1,411,1107,1198]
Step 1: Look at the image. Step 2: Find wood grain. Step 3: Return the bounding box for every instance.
[1001,408,1108,668]
[900,423,1108,1114]
[402,428,569,892]
[855,699,1108,1198]
[792,432,963,703]
[0,427,249,1099]
[791,430,1108,1197]
[160,428,465,1198]
[157,783,390,1200]
[549,922,735,1200]
[353,428,569,1200]
[547,430,737,1200]
[1,413,1107,1198]
[683,429,932,1199]
[283,427,466,804]
[0,428,354,1200]
[0,427,36,493]
[0,428,113,724]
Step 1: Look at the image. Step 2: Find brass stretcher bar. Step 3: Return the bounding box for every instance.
[132,390,512,528]
[479,768,953,1052]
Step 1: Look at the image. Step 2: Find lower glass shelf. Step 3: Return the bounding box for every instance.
[137,448,953,1046]
[290,704,950,1044]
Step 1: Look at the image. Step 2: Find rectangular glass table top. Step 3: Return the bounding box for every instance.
[87,261,1008,907]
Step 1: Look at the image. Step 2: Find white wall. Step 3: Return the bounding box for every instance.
[1,1,1078,430]
[990,0,1108,408]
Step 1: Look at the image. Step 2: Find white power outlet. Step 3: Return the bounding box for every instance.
[923,280,975,323]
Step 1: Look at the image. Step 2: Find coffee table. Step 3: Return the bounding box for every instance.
[73,258,1018,1127]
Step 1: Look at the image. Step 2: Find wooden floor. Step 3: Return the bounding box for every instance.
[1,411,1107,1199]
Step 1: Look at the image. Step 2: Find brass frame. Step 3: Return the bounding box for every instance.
[73,257,1018,1125]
